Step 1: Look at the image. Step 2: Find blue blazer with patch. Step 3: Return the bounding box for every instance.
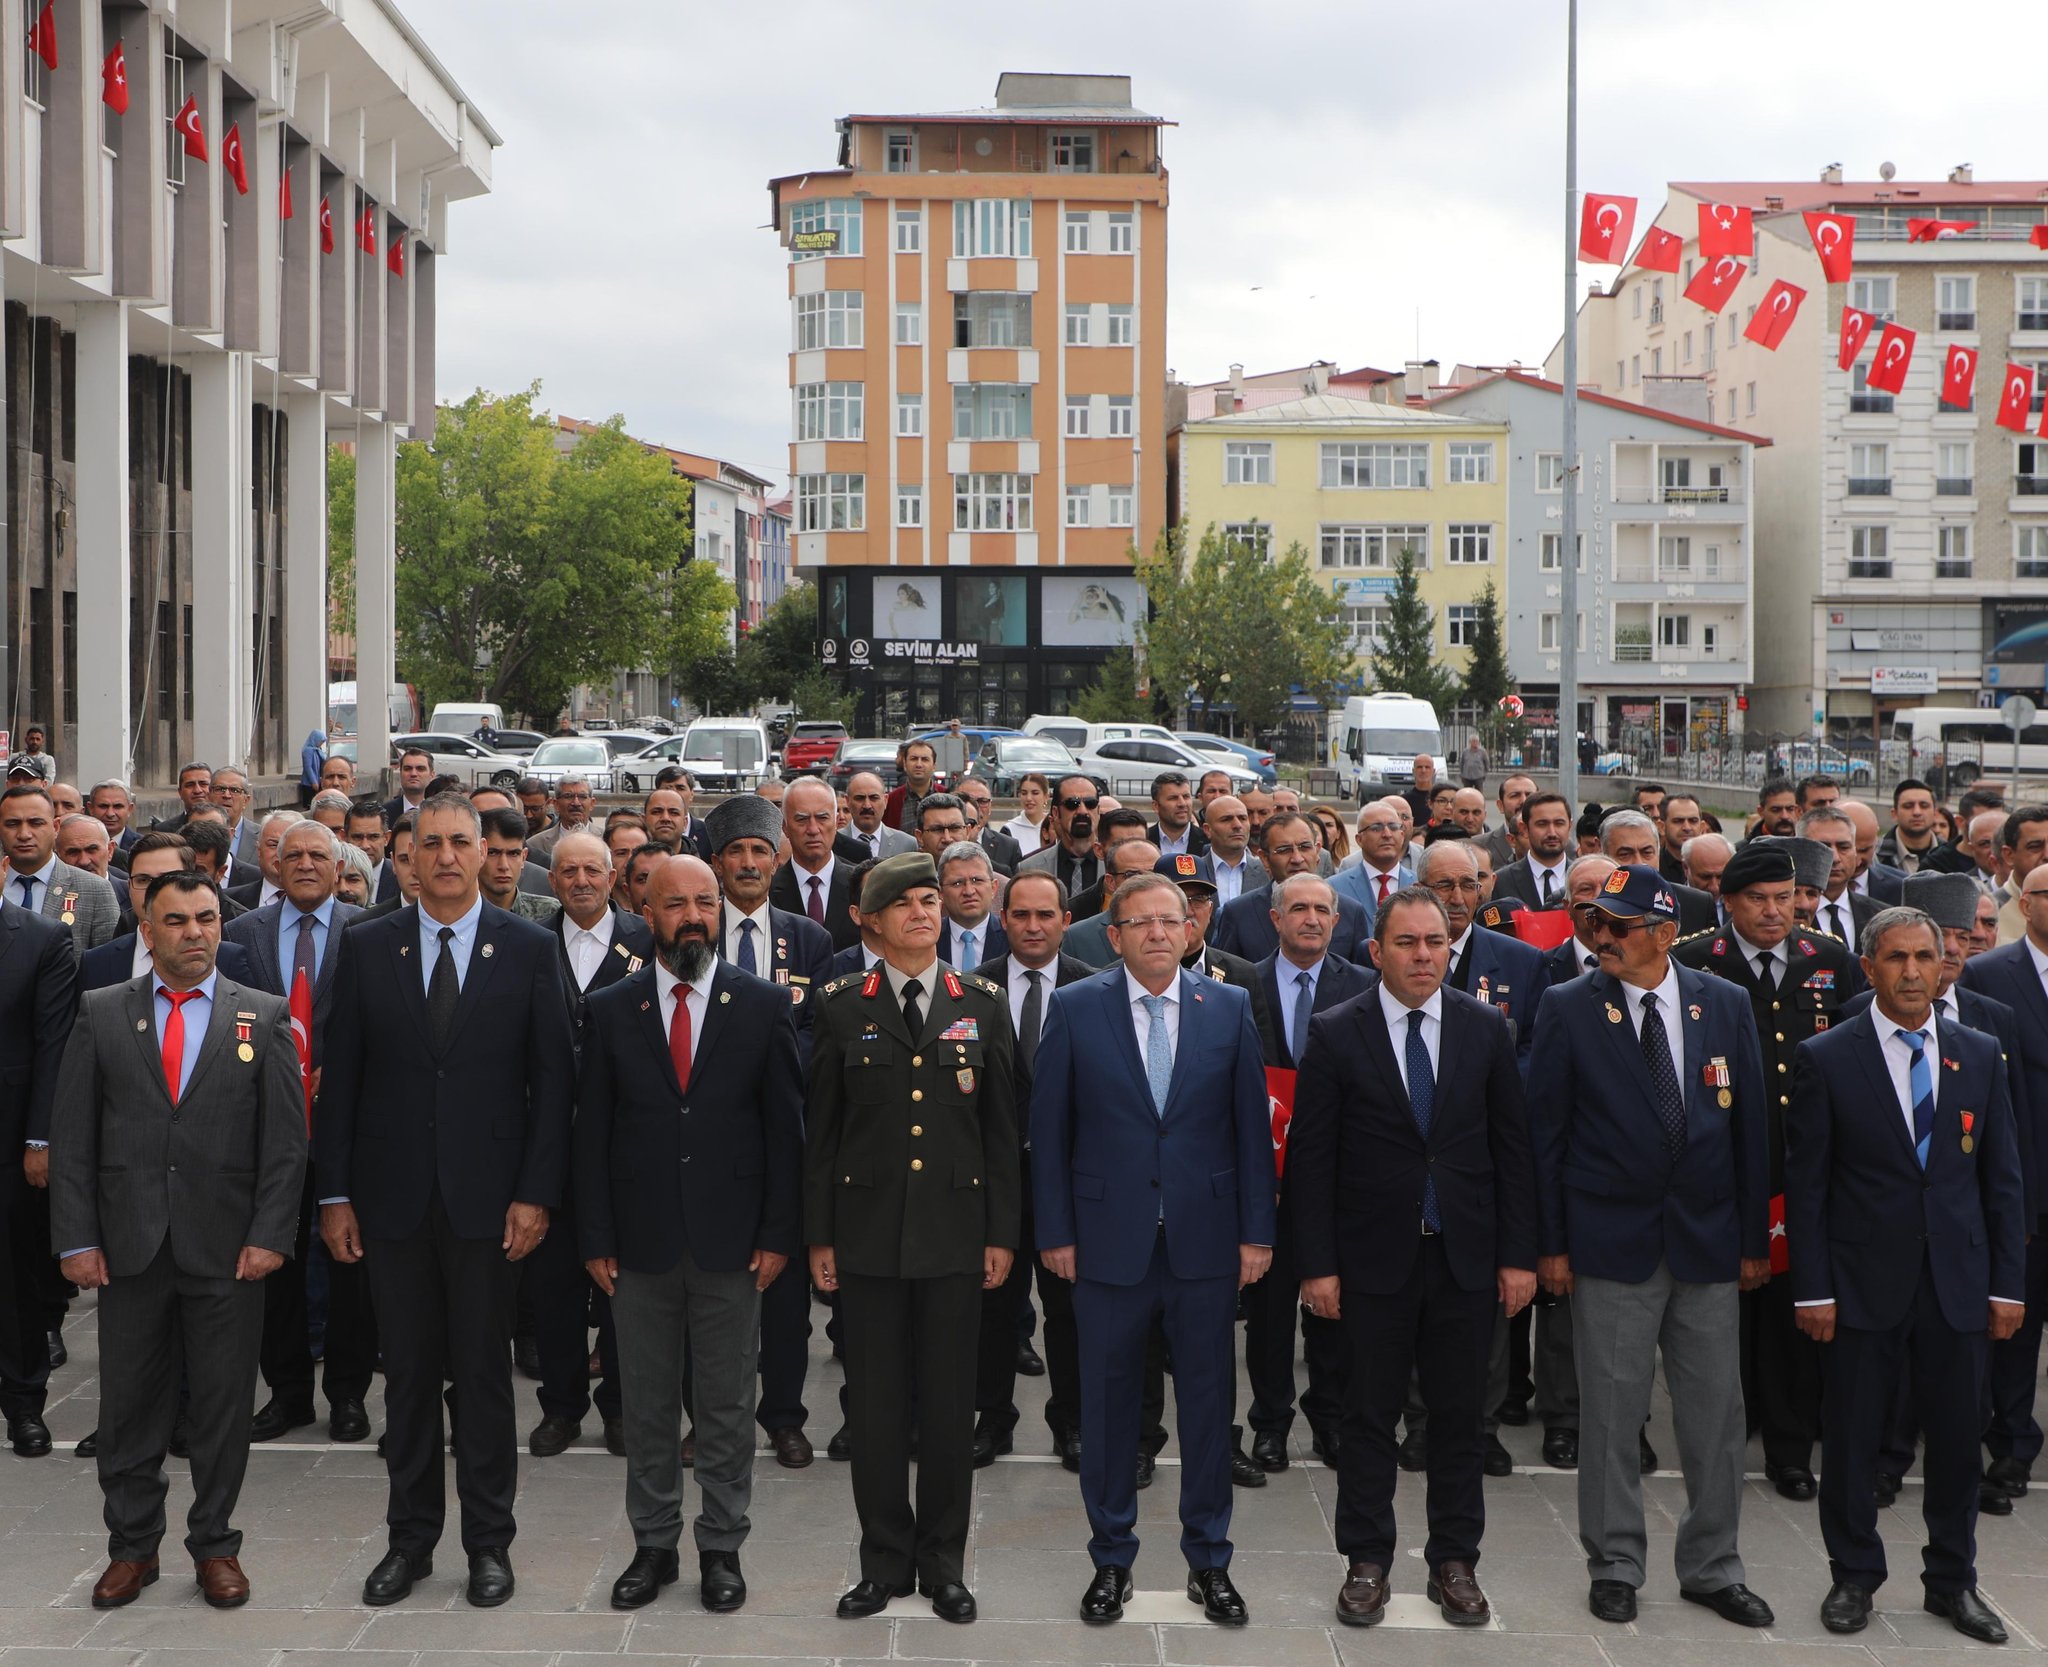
[1454,926,1550,1072]
[1957,940,2048,1221]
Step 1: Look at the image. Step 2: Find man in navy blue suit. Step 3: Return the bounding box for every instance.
[1418,842,1547,1067]
[1032,871,1276,1627]
[1527,865,1774,1629]
[1790,906,2026,1643]
[1213,813,1370,964]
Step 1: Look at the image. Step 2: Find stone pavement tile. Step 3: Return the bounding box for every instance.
[241,1655,415,1667]
[622,1609,891,1656]
[1872,1652,2048,1666]
[1877,1603,2044,1652]
[894,1616,1161,1661]
[967,1488,1092,1550]
[246,1476,393,1541]
[0,1606,106,1648]
[0,1532,110,1607]
[1159,1619,1342,1666]
[1596,1643,1890,1667]
[1332,1630,1608,1667]
[133,1649,296,1667]
[475,1537,613,1612]
[1627,1599,1781,1643]
[357,1609,629,1654]
[227,1533,391,1609]
[0,1652,150,1667]
[960,1546,1102,1621]
[86,1598,368,1650]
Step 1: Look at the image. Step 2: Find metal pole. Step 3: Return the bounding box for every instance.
[1557,0,1581,809]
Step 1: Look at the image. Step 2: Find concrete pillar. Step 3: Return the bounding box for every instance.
[71,298,131,783]
[285,388,327,756]
[189,351,246,766]
[353,415,395,782]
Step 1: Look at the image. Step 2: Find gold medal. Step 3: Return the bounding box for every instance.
[1962,1135,1975,1155]
[1716,1088,1731,1109]
[1605,1006,1622,1024]
[59,911,74,925]
[237,1042,255,1062]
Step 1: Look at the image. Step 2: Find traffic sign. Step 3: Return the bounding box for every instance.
[1498,694,1525,718]
[2001,694,2038,734]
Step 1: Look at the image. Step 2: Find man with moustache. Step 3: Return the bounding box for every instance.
[1215,813,1370,964]
[1018,775,1109,900]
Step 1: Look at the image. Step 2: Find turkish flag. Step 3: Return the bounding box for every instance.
[1767,1194,1790,1275]
[1513,909,1576,953]
[1942,345,1979,407]
[1837,307,1874,371]
[289,967,315,1133]
[1866,323,1915,394]
[388,237,405,278]
[1803,211,1855,283]
[173,96,207,161]
[1698,200,1754,259]
[1684,254,1745,314]
[1907,218,1971,243]
[1578,193,1637,263]
[1632,225,1683,273]
[1743,280,1806,351]
[318,195,334,254]
[2033,226,2048,251]
[1996,363,2036,433]
[356,204,376,255]
[222,123,248,196]
[279,166,293,221]
[27,1,55,70]
[1266,1067,1296,1176]
[101,41,128,112]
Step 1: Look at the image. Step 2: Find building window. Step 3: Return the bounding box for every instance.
[2021,527,2048,579]
[1107,396,1133,437]
[1447,441,1494,483]
[953,472,1034,532]
[795,381,864,441]
[1064,305,1091,345]
[894,207,922,253]
[1847,442,1890,495]
[1319,524,1429,568]
[1446,604,1481,648]
[1938,273,1976,331]
[2022,359,2048,415]
[1223,522,1272,557]
[1540,531,1585,571]
[2019,442,2048,495]
[1536,452,1581,492]
[1659,613,1692,649]
[1107,485,1134,526]
[1540,612,1586,652]
[1937,525,1972,578]
[1107,212,1134,253]
[1065,486,1092,527]
[796,473,865,532]
[895,302,922,345]
[1446,523,1493,564]
[953,292,1032,348]
[1682,329,1693,365]
[788,198,862,258]
[1049,130,1096,173]
[952,198,1033,259]
[1658,536,1695,575]
[1650,347,1662,376]
[1064,211,1091,254]
[952,382,1032,439]
[896,394,923,437]
[2021,276,2048,331]
[1345,602,1391,652]
[1848,360,1890,414]
[1849,274,1895,319]
[896,485,923,528]
[884,131,915,173]
[1320,442,1429,490]
[794,291,863,350]
[1106,305,1134,345]
[1616,360,1626,389]
[1745,382,1757,416]
[1064,396,1091,438]
[1937,441,1973,494]
[1224,441,1273,485]
[1848,525,1890,579]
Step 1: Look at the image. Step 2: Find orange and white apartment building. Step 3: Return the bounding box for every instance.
[769,73,1169,731]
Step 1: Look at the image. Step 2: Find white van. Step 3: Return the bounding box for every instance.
[681,717,775,791]
[1332,694,1447,800]
[1893,705,2048,790]
[428,702,507,737]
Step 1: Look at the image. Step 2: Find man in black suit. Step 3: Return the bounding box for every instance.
[382,746,435,830]
[149,761,213,832]
[1214,814,1370,964]
[224,811,301,913]
[576,853,804,1614]
[1492,793,1575,913]
[953,778,1023,876]
[771,777,860,952]
[1290,885,1536,1627]
[316,794,576,1610]
[343,801,399,905]
[1602,811,1717,935]
[222,822,371,1445]
[1146,771,1210,860]
[1803,807,1880,950]
[1790,906,2025,1643]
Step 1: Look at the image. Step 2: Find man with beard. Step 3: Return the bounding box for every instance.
[1019,775,1109,900]
[576,855,803,1613]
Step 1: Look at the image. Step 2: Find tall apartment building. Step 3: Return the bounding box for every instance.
[1555,172,2048,739]
[768,73,1169,730]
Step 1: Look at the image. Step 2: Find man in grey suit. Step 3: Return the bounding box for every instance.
[844,772,917,862]
[3,782,120,951]
[50,870,305,1610]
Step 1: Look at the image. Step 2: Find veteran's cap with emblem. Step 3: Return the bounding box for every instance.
[1717,842,1796,898]
[1902,869,1980,932]
[702,794,784,857]
[1589,863,1678,922]
[860,850,940,914]
[1477,895,1526,936]
[1154,851,1217,895]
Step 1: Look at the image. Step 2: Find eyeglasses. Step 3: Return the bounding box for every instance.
[1112,914,1185,933]
[1061,797,1100,812]
[1577,912,1654,937]
[1426,878,1482,894]
[923,822,968,838]
[1264,839,1319,860]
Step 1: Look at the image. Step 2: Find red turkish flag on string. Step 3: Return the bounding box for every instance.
[2033,226,2048,251]
[222,123,248,195]
[1578,193,1637,263]
[1767,1195,1790,1275]
[1838,307,1875,370]
[1996,363,2036,433]
[1942,345,1979,407]
[1265,1068,1296,1177]
[1684,254,1745,314]
[387,237,405,278]
[279,165,293,221]
[1803,211,1855,283]
[1866,323,1916,394]
[356,204,376,254]
[289,967,315,1133]
[318,196,334,254]
[26,2,56,71]
[1743,280,1806,350]
[1907,218,1972,243]
[101,41,128,112]
[173,96,206,161]
[1632,225,1683,273]
[1698,200,1754,259]
[2038,398,2048,441]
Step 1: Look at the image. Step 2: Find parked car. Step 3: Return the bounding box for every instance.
[677,717,775,792]
[963,734,1091,796]
[522,736,619,793]
[488,729,549,758]
[390,731,529,790]
[1072,736,1262,799]
[781,721,851,778]
[1176,731,1277,788]
[593,730,666,760]
[828,737,909,792]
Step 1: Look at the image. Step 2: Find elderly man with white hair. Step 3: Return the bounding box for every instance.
[224,809,307,911]
[56,814,114,879]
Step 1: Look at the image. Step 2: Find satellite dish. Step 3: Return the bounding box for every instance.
[1878,161,1897,181]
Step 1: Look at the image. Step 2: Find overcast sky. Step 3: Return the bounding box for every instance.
[401,0,2046,487]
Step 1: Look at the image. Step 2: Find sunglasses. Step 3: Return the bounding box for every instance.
[1061,797,1100,812]
[1577,911,1656,937]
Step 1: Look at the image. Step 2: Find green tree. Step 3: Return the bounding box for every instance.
[788,666,860,729]
[736,581,821,705]
[326,444,356,636]
[676,645,750,717]
[393,385,733,722]
[1368,547,1461,712]
[1071,648,1149,723]
[1458,580,1527,754]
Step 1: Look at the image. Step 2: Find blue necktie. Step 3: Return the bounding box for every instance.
[1406,1009,1440,1230]
[1142,994,1172,1117]
[958,928,977,970]
[1641,991,1687,1159]
[1903,1028,1934,1168]
[14,875,33,910]
[1290,969,1314,1064]
[737,918,757,975]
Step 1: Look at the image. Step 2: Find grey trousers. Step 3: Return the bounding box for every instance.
[612,1252,762,1554]
[1573,1265,1746,1592]
[97,1241,266,1561]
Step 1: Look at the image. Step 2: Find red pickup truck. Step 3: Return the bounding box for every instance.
[780,721,849,778]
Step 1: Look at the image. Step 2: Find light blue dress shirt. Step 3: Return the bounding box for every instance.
[155,970,219,1101]
[1280,954,1325,1062]
[277,895,337,985]
[418,895,484,992]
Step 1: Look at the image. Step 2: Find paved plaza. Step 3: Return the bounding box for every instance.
[4,1296,2047,1665]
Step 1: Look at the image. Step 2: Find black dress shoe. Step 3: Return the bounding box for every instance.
[827,1424,852,1461]
[1926,1586,2008,1645]
[925,1580,976,1623]
[1015,1340,1045,1377]
[328,1399,370,1443]
[1681,1582,1774,1626]
[512,1336,542,1379]
[1230,1448,1267,1488]
[837,1577,912,1618]
[1588,1579,1637,1622]
[1080,1563,1134,1623]
[249,1398,316,1442]
[8,1413,51,1457]
[167,1423,190,1460]
[604,1417,626,1457]
[1980,1483,2014,1516]
[1765,1462,1816,1501]
[699,1550,745,1613]
[75,1430,97,1458]
[528,1413,581,1457]
[1639,1430,1659,1473]
[1058,1430,1082,1472]
[47,1330,66,1370]
[1310,1426,1340,1467]
[1875,1470,1902,1507]
[1252,1430,1289,1472]
[1188,1566,1249,1625]
[1987,1456,2031,1497]
[972,1426,1012,1469]
[1398,1428,1428,1472]
[1483,1433,1513,1477]
[1135,1450,1156,1490]
[1496,1397,1530,1427]
[1822,1580,1873,1633]
[1544,1428,1579,1469]
[609,1546,679,1609]
[362,1549,430,1606]
[467,1548,514,1608]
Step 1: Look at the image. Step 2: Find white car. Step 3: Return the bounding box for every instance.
[391,732,530,790]
[521,736,618,793]
[1071,736,1262,799]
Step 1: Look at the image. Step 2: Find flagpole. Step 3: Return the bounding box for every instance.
[1557,0,1582,810]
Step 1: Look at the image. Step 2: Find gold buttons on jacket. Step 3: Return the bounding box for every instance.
[911,1159,923,1172]
[911,1125,923,1137]
[912,1089,923,1102]
[912,1055,923,1067]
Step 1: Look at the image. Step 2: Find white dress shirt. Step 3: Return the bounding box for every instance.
[654,954,715,1070]
[6,853,57,914]
[1123,968,1180,1076]
[1378,983,1442,1095]
[1816,891,1855,946]
[2028,936,2048,1005]
[1361,863,1405,906]
[130,933,155,978]
[563,908,617,992]
[722,900,775,969]
[1731,928,1783,988]
[1530,855,1570,906]
[1006,955,1057,1033]
[1620,962,1684,1076]
[791,855,836,923]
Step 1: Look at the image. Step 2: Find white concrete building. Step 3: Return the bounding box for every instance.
[2,0,494,794]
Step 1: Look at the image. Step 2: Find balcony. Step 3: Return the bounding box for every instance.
[1611,483,1743,506]
[2018,477,2048,497]
[1936,477,1973,496]
[1614,638,1652,663]
[1849,391,1895,414]
[1614,555,1731,583]
[1648,303,1664,327]
[1846,477,1892,496]
[1847,560,1894,579]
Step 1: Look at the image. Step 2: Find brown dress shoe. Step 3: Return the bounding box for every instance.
[1336,1561,1388,1627]
[195,1556,250,1608]
[91,1555,159,1609]
[769,1426,814,1468]
[1429,1560,1490,1625]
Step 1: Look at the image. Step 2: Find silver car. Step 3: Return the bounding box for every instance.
[522,736,618,793]
[391,732,529,790]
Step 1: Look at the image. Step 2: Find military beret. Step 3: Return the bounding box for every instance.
[861,850,939,913]
[703,794,783,855]
[1476,895,1526,936]
[1719,842,1796,896]
[1902,870,1980,932]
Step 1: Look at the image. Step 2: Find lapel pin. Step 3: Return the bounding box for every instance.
[639,1000,650,1011]
[720,991,732,1004]
[399,944,410,957]
[136,1018,148,1032]
[1688,1004,1702,1020]
[481,942,495,959]
[1605,1005,1623,1024]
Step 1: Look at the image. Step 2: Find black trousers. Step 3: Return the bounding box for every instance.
[1240,1218,1347,1442]
[364,1194,521,1558]
[1739,1272,1821,1470]
[1819,1261,1987,1597]
[1986,1232,2048,1468]
[1335,1237,1494,1572]
[0,1171,52,1420]
[261,1174,377,1408]
[839,1268,982,1587]
[525,1211,620,1424]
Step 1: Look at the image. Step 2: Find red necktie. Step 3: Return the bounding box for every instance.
[806,874,826,925]
[1377,871,1393,906]
[159,987,201,1103]
[669,986,693,1089]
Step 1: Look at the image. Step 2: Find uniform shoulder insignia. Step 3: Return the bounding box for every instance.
[822,973,862,996]
[1674,926,1715,947]
[970,975,1002,997]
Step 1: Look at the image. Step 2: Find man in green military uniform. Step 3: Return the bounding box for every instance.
[806,852,1020,1625]
[1674,842,1853,1503]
